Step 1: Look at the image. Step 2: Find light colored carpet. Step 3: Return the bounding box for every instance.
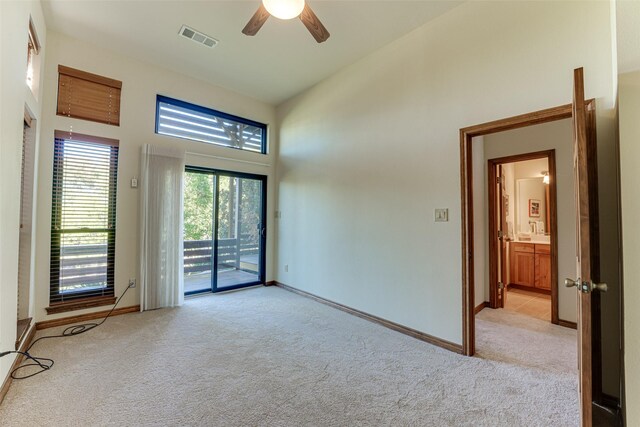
[0,286,578,426]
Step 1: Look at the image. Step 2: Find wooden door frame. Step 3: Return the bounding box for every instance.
[487,150,558,322]
[460,101,594,356]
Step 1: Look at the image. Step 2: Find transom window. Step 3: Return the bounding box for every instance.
[155,95,267,154]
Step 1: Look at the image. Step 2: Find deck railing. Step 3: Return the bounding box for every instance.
[59,244,108,292]
[56,238,259,291]
[183,237,258,274]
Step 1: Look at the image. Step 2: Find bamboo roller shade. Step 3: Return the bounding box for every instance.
[57,65,122,126]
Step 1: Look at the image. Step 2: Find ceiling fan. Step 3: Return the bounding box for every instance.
[242,0,330,43]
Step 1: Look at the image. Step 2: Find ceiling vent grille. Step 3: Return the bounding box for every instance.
[179,25,218,48]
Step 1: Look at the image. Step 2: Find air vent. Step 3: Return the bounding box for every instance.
[179,25,218,48]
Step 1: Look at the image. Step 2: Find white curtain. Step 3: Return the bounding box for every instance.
[139,145,185,311]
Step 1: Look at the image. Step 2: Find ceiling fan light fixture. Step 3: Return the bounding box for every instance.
[262,0,305,20]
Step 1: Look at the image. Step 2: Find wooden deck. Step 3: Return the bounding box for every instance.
[183,239,260,293]
[184,269,259,293]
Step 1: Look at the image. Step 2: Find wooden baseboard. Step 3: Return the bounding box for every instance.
[45,296,117,315]
[275,282,463,354]
[557,319,577,329]
[508,284,551,295]
[36,305,140,330]
[15,318,32,350]
[0,322,37,406]
[264,280,277,286]
[474,301,489,315]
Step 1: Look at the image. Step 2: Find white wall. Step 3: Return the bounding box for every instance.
[514,158,549,180]
[616,0,640,74]
[619,71,640,427]
[0,0,47,383]
[483,120,576,322]
[33,31,277,322]
[275,1,617,345]
[472,137,485,307]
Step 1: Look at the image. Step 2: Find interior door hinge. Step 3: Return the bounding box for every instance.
[497,176,504,184]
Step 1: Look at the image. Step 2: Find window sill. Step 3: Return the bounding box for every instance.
[46,296,116,315]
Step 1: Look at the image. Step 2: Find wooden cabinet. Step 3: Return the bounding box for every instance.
[509,242,551,291]
[534,244,551,290]
[512,250,535,286]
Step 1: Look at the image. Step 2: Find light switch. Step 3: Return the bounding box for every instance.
[435,208,449,222]
[131,178,138,188]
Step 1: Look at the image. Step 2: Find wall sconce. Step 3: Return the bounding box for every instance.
[542,171,550,185]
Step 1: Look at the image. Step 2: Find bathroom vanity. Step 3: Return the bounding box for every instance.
[509,241,551,291]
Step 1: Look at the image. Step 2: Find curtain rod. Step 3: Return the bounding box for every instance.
[185,151,271,167]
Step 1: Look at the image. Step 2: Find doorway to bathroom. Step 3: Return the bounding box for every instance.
[487,151,558,323]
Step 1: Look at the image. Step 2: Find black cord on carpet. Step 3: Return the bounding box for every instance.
[0,351,54,380]
[0,282,134,380]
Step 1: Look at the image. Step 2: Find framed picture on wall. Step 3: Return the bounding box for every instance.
[529,199,541,217]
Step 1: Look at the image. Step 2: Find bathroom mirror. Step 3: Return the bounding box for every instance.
[515,177,548,235]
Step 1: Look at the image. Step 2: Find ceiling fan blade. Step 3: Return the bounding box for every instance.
[299,4,330,43]
[242,4,270,36]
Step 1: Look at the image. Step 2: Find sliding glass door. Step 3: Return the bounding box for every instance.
[183,168,266,295]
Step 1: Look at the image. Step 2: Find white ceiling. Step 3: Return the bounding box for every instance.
[42,1,463,105]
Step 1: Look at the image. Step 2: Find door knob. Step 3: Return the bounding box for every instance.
[564,278,607,293]
[591,282,608,292]
[565,278,580,288]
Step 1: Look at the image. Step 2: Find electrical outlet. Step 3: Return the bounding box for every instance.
[284,264,289,273]
[435,208,449,222]
[128,278,137,288]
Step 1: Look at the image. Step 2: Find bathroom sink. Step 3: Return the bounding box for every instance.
[529,235,551,244]
[515,234,550,243]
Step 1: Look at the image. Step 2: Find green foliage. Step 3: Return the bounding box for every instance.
[217,176,231,238]
[183,172,213,241]
[239,179,261,243]
[184,172,262,244]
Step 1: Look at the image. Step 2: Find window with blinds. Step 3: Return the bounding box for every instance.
[57,65,122,126]
[50,131,119,304]
[155,95,267,154]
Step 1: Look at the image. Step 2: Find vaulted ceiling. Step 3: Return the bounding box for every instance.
[42,1,463,105]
